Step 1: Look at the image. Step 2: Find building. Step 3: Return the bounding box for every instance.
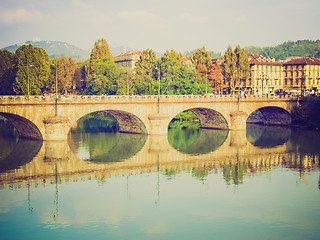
[282,57,320,94]
[246,54,320,95]
[247,53,283,95]
[114,51,142,71]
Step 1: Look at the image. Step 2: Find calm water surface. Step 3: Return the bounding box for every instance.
[0,122,320,240]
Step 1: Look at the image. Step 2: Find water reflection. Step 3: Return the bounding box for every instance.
[1,123,320,239]
[0,119,42,172]
[168,128,229,155]
[0,139,43,172]
[0,119,19,161]
[246,124,291,148]
[68,132,147,163]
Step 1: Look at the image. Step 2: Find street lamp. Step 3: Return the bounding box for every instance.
[205,71,208,95]
[155,64,161,113]
[53,63,58,116]
[260,72,266,95]
[127,70,129,95]
[301,72,307,97]
[27,64,32,95]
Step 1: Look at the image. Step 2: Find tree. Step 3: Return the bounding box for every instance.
[13,44,50,95]
[234,45,250,92]
[88,38,113,76]
[133,49,158,95]
[221,46,236,94]
[191,47,212,71]
[221,45,250,94]
[160,49,184,94]
[207,63,223,94]
[116,69,134,95]
[0,49,15,94]
[50,57,80,94]
[85,57,120,95]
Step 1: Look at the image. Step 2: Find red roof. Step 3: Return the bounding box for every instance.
[183,57,191,62]
[283,57,320,66]
[116,51,142,58]
[249,59,283,66]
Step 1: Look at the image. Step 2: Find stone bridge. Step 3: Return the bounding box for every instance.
[0,95,298,140]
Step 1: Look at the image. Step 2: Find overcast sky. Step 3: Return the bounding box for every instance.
[1,0,319,53]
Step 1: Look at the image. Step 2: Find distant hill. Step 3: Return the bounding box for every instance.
[245,40,320,60]
[2,40,90,61]
[1,40,136,61]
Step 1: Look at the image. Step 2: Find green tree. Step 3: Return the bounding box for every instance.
[78,59,89,91]
[221,45,250,94]
[191,46,212,71]
[88,38,113,76]
[116,69,134,95]
[0,49,15,94]
[160,49,184,94]
[13,44,50,95]
[85,57,119,95]
[234,45,250,92]
[133,49,158,95]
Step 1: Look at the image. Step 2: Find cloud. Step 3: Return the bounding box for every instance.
[181,12,209,25]
[0,7,43,24]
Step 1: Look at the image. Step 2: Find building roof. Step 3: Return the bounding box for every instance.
[249,59,283,66]
[115,51,142,58]
[283,57,320,66]
[183,56,191,62]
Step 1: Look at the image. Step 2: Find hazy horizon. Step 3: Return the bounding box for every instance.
[1,0,319,53]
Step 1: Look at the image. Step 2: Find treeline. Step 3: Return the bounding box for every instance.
[245,40,320,60]
[0,38,249,96]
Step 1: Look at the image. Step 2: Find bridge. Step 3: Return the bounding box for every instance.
[0,94,298,140]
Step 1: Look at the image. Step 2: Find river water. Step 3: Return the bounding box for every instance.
[0,121,320,240]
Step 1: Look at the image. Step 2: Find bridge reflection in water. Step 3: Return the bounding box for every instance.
[0,125,319,189]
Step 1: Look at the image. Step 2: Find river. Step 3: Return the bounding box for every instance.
[0,120,320,240]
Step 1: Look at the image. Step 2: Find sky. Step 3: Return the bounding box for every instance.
[0,0,320,54]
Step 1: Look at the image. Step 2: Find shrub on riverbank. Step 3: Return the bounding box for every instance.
[168,111,199,130]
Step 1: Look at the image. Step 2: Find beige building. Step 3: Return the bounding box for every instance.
[282,57,320,94]
[247,53,283,95]
[114,51,142,71]
[247,54,320,95]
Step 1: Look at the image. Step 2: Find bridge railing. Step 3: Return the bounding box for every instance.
[0,94,297,103]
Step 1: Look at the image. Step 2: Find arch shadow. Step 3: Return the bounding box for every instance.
[0,112,43,140]
[188,108,229,130]
[0,138,43,172]
[247,106,292,126]
[246,124,291,148]
[72,110,147,135]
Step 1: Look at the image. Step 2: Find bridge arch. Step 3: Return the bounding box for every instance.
[169,108,229,130]
[71,110,148,135]
[0,113,43,140]
[247,106,292,126]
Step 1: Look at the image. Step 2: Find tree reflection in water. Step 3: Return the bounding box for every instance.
[68,132,147,163]
[168,128,229,155]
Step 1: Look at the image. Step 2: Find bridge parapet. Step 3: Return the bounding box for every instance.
[0,94,296,103]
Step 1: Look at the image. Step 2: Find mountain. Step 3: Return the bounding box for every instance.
[245,40,320,60]
[2,40,91,61]
[1,40,136,61]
